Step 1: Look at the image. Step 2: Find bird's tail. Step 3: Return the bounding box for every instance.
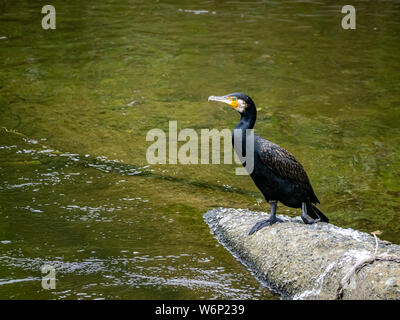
[307,203,329,223]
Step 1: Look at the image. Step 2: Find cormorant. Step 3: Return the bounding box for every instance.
[208,93,329,235]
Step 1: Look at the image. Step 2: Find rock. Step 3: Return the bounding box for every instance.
[204,208,400,300]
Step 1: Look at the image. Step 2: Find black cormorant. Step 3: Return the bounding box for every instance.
[208,93,329,235]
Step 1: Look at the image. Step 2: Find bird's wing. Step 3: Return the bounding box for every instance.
[254,135,319,203]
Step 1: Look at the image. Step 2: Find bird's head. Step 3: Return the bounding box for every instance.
[208,93,256,114]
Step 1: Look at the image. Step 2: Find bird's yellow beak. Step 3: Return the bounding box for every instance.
[208,95,239,110]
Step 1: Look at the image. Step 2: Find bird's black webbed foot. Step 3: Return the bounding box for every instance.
[248,216,283,235]
[301,215,320,225]
[301,202,321,224]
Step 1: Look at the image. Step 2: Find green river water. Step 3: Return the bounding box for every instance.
[0,0,400,299]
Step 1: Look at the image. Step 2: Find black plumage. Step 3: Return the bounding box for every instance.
[208,92,329,235]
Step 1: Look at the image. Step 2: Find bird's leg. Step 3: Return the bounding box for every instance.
[248,200,283,235]
[268,200,283,223]
[301,202,320,224]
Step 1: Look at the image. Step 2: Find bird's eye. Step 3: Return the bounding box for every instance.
[232,97,237,101]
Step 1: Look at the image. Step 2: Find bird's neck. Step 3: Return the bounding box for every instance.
[232,109,256,159]
[234,110,256,131]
